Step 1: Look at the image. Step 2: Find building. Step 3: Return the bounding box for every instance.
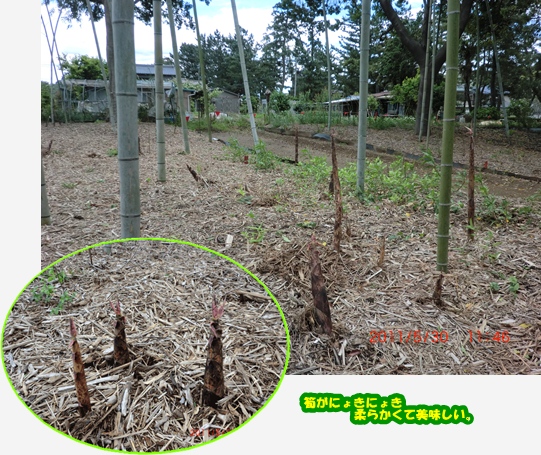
[323,91,402,116]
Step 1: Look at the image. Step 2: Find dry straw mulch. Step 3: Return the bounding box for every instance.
[35,122,541,380]
[3,240,287,451]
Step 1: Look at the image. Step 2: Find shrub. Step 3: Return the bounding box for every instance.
[270,91,291,113]
[508,99,534,128]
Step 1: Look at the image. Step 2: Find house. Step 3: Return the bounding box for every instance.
[135,63,177,80]
[323,90,402,116]
[59,75,196,117]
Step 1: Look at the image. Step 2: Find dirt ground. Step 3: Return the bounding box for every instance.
[12,121,540,396]
[4,240,286,451]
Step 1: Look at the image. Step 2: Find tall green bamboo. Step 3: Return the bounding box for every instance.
[154,0,166,181]
[192,0,212,142]
[436,0,460,272]
[356,0,371,200]
[113,0,140,238]
[86,0,115,127]
[231,0,259,147]
[41,159,51,225]
[166,0,191,154]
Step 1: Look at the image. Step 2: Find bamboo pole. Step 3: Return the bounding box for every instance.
[230,0,259,147]
[113,0,141,238]
[154,0,166,181]
[419,0,432,142]
[356,0,371,200]
[41,159,51,225]
[426,0,440,147]
[166,0,191,154]
[323,0,332,133]
[436,0,460,273]
[192,0,212,143]
[86,0,115,127]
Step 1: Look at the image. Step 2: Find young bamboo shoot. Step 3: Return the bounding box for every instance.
[111,300,130,365]
[203,297,226,408]
[69,318,91,417]
[309,235,333,336]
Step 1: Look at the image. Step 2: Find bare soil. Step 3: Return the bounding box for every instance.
[20,121,541,387]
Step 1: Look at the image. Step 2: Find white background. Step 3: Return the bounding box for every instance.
[1,1,539,453]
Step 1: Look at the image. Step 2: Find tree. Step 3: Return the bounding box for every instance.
[183,29,278,97]
[59,54,107,79]
[378,0,475,135]
[261,0,300,92]
[177,43,200,80]
[459,0,541,110]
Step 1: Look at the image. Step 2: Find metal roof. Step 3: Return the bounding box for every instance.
[135,63,177,78]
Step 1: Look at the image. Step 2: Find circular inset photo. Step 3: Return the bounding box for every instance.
[2,239,289,452]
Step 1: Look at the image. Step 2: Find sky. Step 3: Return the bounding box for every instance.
[41,0,423,83]
[41,0,296,82]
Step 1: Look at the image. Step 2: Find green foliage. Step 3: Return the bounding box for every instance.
[367,95,379,113]
[290,151,441,211]
[60,54,107,80]
[269,91,291,112]
[138,104,150,122]
[289,151,330,185]
[240,95,260,114]
[392,72,419,116]
[253,141,278,170]
[107,148,118,157]
[508,99,534,128]
[507,276,519,295]
[241,225,266,243]
[41,82,52,121]
[224,139,278,170]
[30,267,75,315]
[475,106,501,120]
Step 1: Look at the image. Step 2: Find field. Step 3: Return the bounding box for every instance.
[5,118,540,448]
[31,118,541,373]
[7,118,541,445]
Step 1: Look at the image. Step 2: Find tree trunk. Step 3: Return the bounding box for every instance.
[113,0,140,238]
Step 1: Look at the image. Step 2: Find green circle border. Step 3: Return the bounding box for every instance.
[1,237,291,453]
